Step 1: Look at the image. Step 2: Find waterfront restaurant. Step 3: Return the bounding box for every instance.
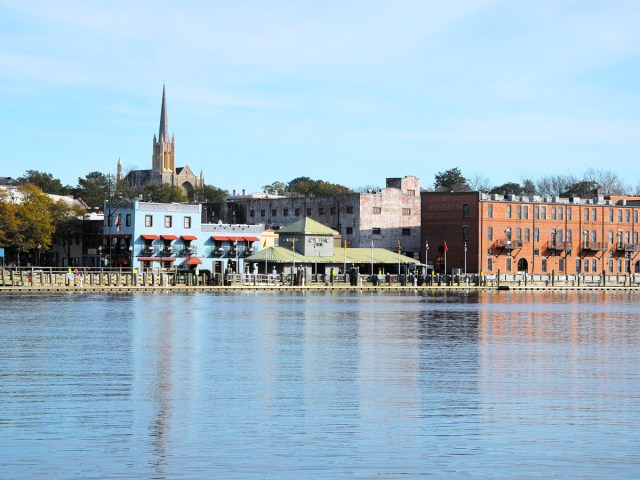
[246,217,420,279]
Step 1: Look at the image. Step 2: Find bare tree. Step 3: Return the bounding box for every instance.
[467,173,492,192]
[582,169,628,195]
[536,175,577,197]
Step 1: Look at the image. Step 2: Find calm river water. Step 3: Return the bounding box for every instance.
[0,290,639,479]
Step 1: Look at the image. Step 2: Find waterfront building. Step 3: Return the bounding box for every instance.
[204,176,422,258]
[246,216,420,278]
[421,191,640,276]
[103,200,263,273]
[119,86,203,198]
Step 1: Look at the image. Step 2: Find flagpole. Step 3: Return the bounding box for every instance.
[444,243,447,277]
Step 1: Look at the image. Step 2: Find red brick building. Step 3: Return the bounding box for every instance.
[422,191,640,276]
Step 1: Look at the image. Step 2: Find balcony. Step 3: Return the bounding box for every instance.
[616,243,640,253]
[143,245,155,254]
[582,241,608,252]
[547,241,573,253]
[495,239,523,253]
[162,246,173,255]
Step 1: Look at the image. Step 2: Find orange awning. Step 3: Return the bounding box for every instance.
[243,236,260,242]
[181,235,198,241]
[160,234,178,241]
[211,235,229,241]
[185,257,202,265]
[141,234,159,240]
[139,257,176,262]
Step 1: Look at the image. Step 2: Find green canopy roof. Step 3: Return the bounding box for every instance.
[247,246,420,265]
[277,217,339,236]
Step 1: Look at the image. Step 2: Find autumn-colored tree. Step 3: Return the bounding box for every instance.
[13,185,55,265]
[0,189,18,248]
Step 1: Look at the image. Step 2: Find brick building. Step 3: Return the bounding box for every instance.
[204,176,422,258]
[421,191,640,276]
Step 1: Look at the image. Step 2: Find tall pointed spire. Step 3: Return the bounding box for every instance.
[158,84,169,140]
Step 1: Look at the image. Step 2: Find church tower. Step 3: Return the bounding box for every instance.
[152,85,175,175]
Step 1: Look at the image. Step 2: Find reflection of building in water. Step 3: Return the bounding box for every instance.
[477,291,640,404]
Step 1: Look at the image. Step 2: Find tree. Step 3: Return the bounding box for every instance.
[467,173,492,192]
[583,169,627,195]
[433,167,470,192]
[75,171,111,208]
[50,200,86,266]
[13,185,55,265]
[0,189,18,248]
[287,177,351,196]
[141,183,188,203]
[262,181,289,196]
[521,178,537,196]
[490,182,524,196]
[194,184,228,203]
[17,170,71,195]
[536,175,576,197]
[560,180,599,198]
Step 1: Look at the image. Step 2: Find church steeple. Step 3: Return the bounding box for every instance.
[152,85,175,174]
[159,84,169,141]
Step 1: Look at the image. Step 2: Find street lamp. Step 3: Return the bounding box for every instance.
[464,241,467,276]
[128,245,133,268]
[98,245,102,268]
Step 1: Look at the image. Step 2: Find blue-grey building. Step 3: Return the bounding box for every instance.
[103,200,263,273]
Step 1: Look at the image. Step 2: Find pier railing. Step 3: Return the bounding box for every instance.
[1,267,639,289]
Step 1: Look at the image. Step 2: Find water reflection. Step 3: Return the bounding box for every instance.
[1,291,639,479]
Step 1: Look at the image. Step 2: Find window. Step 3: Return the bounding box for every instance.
[592,259,597,273]
[126,214,131,227]
[635,210,639,223]
[618,209,622,222]
[107,214,113,227]
[487,257,493,272]
[346,206,354,213]
[506,257,512,272]
[346,227,353,234]
[372,228,381,235]
[618,259,622,272]
[591,230,597,244]
[584,259,589,272]
[551,207,556,220]
[506,205,512,218]
[295,208,300,216]
[609,209,614,222]
[534,228,539,242]
[462,226,469,242]
[403,208,411,216]
[523,205,529,219]
[558,207,563,221]
[319,208,324,215]
[487,227,493,241]
[164,216,172,228]
[145,215,153,227]
[525,228,530,243]
[609,231,614,245]
[331,207,336,214]
[407,189,416,196]
[541,206,547,220]
[576,259,581,273]
[516,228,522,242]
[373,207,381,214]
[626,210,631,223]
[272,209,277,216]
[517,205,522,220]
[591,208,597,222]
[184,216,191,229]
[609,259,614,273]
[306,208,312,215]
[567,229,572,242]
[534,206,539,219]
[283,209,289,216]
[488,204,493,218]
[567,207,572,220]
[463,204,469,218]
[261,210,266,217]
[534,249,540,256]
[250,210,255,217]
[584,209,589,222]
[402,228,411,236]
[541,258,547,273]
[559,258,564,272]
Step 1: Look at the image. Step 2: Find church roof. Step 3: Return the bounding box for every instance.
[278,217,339,236]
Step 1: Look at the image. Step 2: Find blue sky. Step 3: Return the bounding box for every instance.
[1,0,639,193]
